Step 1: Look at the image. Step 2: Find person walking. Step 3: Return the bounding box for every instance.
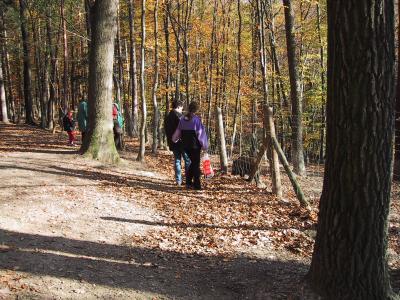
[112,103,124,150]
[63,110,76,146]
[77,96,88,143]
[165,100,191,186]
[172,101,208,190]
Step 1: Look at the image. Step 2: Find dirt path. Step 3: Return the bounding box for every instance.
[0,124,398,299]
[0,124,308,299]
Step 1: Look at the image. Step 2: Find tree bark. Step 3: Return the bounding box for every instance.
[270,130,308,208]
[137,0,147,162]
[0,10,12,123]
[82,0,119,164]
[32,19,46,128]
[19,0,35,124]
[307,0,397,298]
[249,0,281,197]
[217,107,228,173]
[152,0,160,154]
[46,9,58,130]
[394,0,400,180]
[206,0,217,134]
[128,0,139,137]
[230,0,242,158]
[61,0,69,109]
[163,4,171,111]
[282,0,306,176]
[316,0,325,163]
[0,55,8,123]
[0,14,14,123]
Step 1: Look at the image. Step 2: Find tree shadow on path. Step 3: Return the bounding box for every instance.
[0,228,308,299]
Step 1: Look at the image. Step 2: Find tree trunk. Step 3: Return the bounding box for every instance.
[152,0,160,154]
[394,0,400,180]
[316,0,325,163]
[230,0,242,158]
[82,0,119,164]
[61,0,69,110]
[46,10,58,130]
[163,5,171,111]
[137,0,147,162]
[249,0,281,197]
[270,131,308,208]
[282,0,306,176]
[0,56,8,123]
[32,19,46,128]
[128,0,139,137]
[183,0,193,107]
[217,107,228,173]
[307,0,397,298]
[19,0,35,125]
[0,12,15,122]
[206,0,217,134]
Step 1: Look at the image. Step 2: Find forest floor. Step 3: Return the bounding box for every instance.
[0,123,398,300]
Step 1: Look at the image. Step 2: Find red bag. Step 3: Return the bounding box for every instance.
[202,153,214,179]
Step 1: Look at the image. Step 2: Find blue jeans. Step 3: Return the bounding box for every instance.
[173,149,191,184]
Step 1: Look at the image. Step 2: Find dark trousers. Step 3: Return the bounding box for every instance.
[185,148,201,189]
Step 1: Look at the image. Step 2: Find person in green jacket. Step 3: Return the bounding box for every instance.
[77,97,88,143]
[112,102,124,150]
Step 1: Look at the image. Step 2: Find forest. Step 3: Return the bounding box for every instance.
[0,0,399,299]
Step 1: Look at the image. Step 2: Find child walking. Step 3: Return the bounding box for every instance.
[63,110,76,146]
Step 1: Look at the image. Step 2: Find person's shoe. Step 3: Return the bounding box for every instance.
[193,186,202,191]
[176,181,182,186]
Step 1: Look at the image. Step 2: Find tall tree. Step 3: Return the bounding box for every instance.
[137,0,147,162]
[0,55,8,123]
[81,0,119,163]
[46,7,58,130]
[19,0,35,124]
[307,0,397,298]
[230,0,242,157]
[282,0,306,175]
[128,0,139,137]
[152,0,160,153]
[0,10,13,122]
[61,0,69,109]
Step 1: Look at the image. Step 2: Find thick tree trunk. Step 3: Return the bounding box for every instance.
[394,0,400,180]
[82,0,119,164]
[307,0,397,298]
[19,0,35,125]
[128,0,139,137]
[137,0,147,162]
[282,0,306,176]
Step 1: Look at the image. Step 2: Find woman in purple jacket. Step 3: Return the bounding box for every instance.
[172,101,208,190]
